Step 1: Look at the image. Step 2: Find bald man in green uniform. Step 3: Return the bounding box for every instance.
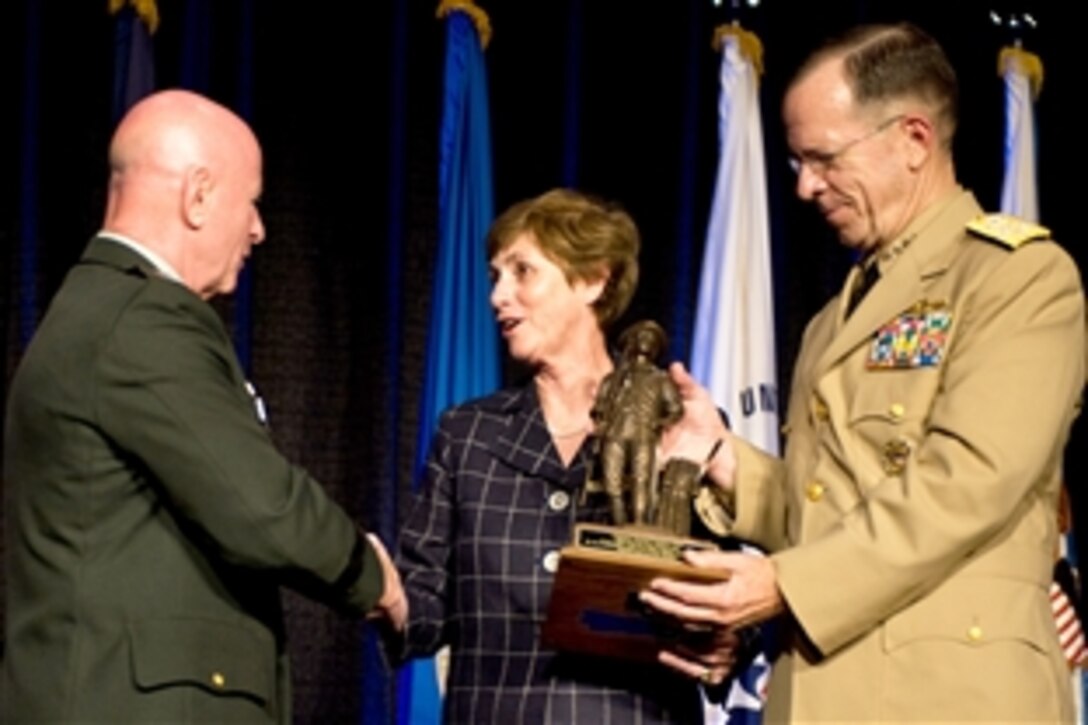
[2,90,405,723]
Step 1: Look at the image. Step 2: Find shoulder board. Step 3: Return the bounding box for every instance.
[966,213,1051,250]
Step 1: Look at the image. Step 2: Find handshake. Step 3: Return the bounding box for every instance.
[366,533,408,632]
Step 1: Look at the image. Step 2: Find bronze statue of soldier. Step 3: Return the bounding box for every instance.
[590,320,699,534]
[543,320,727,662]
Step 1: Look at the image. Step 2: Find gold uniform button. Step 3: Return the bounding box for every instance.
[967,625,983,642]
[805,482,825,503]
[211,672,226,689]
[889,403,905,421]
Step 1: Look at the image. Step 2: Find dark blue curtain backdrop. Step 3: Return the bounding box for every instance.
[2,1,1084,722]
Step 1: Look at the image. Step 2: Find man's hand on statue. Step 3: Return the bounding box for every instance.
[658,362,736,490]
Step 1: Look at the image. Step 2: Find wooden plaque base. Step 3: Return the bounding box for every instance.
[540,523,730,663]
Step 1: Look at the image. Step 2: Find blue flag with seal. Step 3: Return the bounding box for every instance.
[397,3,499,724]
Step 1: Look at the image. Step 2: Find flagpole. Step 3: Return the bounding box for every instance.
[398,4,499,724]
[691,19,776,725]
[993,12,1086,722]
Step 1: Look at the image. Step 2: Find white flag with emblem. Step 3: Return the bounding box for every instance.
[998,43,1087,723]
[691,25,778,725]
[691,27,778,457]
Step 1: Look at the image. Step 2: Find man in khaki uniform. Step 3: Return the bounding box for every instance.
[641,23,1085,721]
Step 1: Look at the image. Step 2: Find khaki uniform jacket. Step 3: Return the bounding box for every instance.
[699,191,1084,722]
[2,237,383,723]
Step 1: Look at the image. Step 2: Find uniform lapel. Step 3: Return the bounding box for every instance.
[815,254,925,375]
[813,191,982,378]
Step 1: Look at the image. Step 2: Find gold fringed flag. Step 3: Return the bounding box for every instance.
[107,0,160,34]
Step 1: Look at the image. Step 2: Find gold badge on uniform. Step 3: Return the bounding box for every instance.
[868,301,951,369]
[882,438,911,475]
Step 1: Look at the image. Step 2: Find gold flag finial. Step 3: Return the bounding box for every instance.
[108,0,160,34]
[437,0,492,50]
[712,23,763,77]
[998,46,1044,99]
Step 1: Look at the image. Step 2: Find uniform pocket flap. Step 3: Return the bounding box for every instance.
[847,367,938,425]
[883,578,1050,653]
[128,618,275,703]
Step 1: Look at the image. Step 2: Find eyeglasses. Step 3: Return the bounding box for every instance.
[788,114,904,176]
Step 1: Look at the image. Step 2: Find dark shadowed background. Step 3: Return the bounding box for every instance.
[2,1,1083,721]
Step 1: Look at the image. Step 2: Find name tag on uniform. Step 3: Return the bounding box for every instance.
[868,301,951,369]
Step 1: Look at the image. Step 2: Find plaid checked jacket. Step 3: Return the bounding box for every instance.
[396,384,703,724]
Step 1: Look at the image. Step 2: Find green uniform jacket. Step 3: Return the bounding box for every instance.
[2,237,383,723]
[697,191,1084,722]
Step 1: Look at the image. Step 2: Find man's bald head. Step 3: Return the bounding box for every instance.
[103,89,265,299]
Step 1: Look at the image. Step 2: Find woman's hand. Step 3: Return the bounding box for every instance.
[657,619,740,687]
